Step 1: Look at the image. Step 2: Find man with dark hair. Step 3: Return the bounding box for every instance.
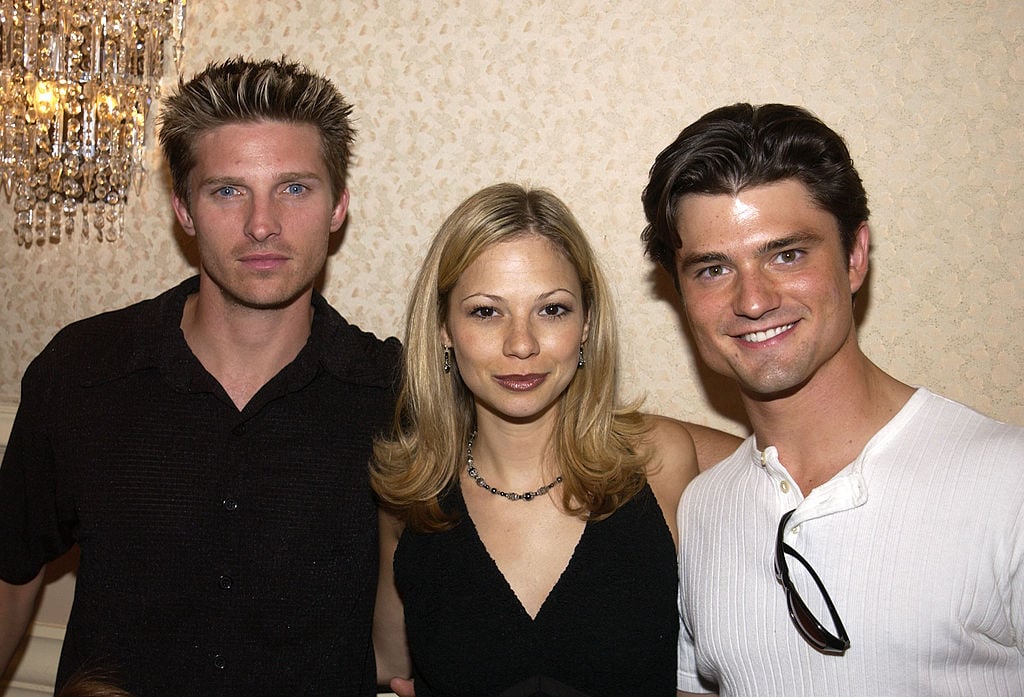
[0,57,399,696]
[643,103,1024,696]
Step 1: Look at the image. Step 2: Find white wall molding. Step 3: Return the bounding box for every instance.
[0,623,62,696]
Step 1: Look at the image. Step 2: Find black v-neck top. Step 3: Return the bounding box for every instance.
[394,482,678,696]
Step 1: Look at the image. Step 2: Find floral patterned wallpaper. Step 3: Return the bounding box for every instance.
[1,0,1021,439]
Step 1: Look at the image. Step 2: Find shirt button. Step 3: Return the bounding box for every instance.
[213,654,226,669]
[218,575,233,590]
[780,480,790,493]
[223,498,238,511]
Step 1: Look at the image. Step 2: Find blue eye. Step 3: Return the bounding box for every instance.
[285,183,308,195]
[214,186,239,198]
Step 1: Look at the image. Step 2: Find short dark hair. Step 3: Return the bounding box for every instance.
[641,103,869,287]
[158,56,355,207]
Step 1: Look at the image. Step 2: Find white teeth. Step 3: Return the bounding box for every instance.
[742,323,794,343]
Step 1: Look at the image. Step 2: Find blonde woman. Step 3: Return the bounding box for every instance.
[373,183,737,696]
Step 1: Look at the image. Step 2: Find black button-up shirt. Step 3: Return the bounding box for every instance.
[0,276,400,696]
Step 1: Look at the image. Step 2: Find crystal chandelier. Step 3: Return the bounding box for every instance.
[0,0,186,245]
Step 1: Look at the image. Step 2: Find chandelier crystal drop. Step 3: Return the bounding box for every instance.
[0,0,186,245]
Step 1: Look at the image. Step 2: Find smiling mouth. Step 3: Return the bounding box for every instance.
[494,374,547,391]
[740,323,795,343]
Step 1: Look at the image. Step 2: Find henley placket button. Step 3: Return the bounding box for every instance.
[218,575,233,590]
[213,654,226,669]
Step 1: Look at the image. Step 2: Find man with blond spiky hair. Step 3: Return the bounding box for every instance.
[0,57,399,697]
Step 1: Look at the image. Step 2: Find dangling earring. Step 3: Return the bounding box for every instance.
[577,344,586,369]
[443,346,452,374]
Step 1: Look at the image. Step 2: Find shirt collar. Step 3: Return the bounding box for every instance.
[751,441,868,525]
[749,388,928,525]
[81,276,398,393]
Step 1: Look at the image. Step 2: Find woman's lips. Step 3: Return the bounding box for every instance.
[493,373,547,391]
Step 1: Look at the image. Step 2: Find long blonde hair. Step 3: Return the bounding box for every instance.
[372,183,648,531]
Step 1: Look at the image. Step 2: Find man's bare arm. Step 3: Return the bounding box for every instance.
[674,419,743,471]
[0,570,44,674]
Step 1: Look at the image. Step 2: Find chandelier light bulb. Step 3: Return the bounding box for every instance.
[0,0,187,245]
